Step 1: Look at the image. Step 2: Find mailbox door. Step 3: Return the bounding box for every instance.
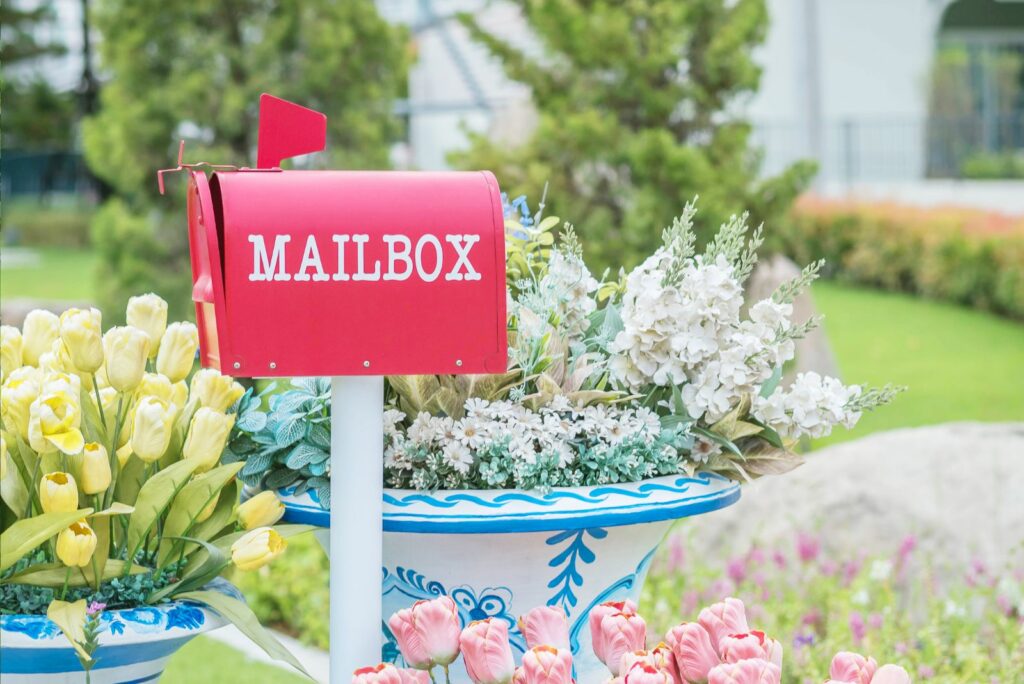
[209,170,507,377]
[187,171,231,371]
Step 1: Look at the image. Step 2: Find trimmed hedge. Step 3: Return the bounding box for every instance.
[773,199,1024,320]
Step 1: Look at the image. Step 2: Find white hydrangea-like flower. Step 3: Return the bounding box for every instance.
[752,372,863,439]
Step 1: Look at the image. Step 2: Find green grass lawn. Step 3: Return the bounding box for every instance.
[161,636,309,684]
[812,281,1024,445]
[0,246,97,301]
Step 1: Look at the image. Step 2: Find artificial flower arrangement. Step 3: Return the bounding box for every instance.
[232,198,900,503]
[355,594,914,684]
[0,295,311,679]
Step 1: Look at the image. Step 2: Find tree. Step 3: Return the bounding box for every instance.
[454,0,815,269]
[83,0,409,322]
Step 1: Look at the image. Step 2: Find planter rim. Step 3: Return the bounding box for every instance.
[279,472,740,533]
[0,577,238,658]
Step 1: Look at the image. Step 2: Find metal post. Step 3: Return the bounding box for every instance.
[330,375,385,683]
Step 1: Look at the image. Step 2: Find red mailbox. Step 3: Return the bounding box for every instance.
[171,95,507,378]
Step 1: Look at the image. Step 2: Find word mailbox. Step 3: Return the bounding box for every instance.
[176,95,507,378]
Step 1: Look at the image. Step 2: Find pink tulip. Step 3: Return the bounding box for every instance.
[512,667,527,684]
[460,619,516,684]
[387,597,462,669]
[520,645,574,684]
[594,611,647,675]
[397,670,431,684]
[665,622,720,683]
[589,599,639,647]
[870,665,912,684]
[623,662,674,684]
[707,658,781,684]
[620,644,680,684]
[520,606,570,650]
[830,652,878,684]
[718,632,783,668]
[698,599,749,653]
[353,664,404,684]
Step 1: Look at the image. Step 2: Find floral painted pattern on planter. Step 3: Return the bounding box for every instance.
[0,579,240,684]
[283,473,739,683]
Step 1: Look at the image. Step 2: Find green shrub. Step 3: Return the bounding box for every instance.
[961,152,1024,180]
[4,203,93,248]
[774,200,1024,319]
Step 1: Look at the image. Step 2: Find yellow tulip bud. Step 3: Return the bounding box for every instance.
[28,392,85,456]
[1,325,23,380]
[56,520,97,567]
[1,367,42,440]
[116,443,133,467]
[59,308,104,374]
[156,322,199,383]
[237,491,285,530]
[171,381,188,413]
[40,472,79,513]
[126,294,168,359]
[130,396,176,463]
[183,407,235,472]
[230,527,287,571]
[21,309,60,366]
[136,373,178,409]
[194,494,219,523]
[190,369,244,413]
[79,442,112,495]
[103,327,150,392]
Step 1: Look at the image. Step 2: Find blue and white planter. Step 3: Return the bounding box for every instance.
[0,578,240,684]
[279,473,740,683]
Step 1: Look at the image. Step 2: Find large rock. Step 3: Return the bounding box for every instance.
[680,422,1024,569]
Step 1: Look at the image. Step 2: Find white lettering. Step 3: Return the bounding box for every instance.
[248,235,292,281]
[352,234,381,281]
[332,235,351,281]
[383,235,413,281]
[295,235,329,282]
[415,235,444,282]
[445,234,481,281]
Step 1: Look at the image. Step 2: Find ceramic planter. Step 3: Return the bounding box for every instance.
[0,578,240,684]
[279,473,740,683]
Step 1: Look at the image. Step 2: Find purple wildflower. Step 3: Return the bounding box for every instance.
[87,602,106,616]
[796,532,820,564]
[849,611,867,643]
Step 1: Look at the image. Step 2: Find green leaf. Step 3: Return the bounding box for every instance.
[0,508,94,572]
[126,459,202,560]
[759,366,783,398]
[114,453,148,506]
[4,560,148,587]
[149,536,227,603]
[693,426,743,458]
[158,462,243,564]
[176,590,312,680]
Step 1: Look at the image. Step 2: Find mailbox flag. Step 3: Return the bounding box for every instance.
[256,94,327,169]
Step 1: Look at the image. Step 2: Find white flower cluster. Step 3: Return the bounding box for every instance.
[384,397,663,476]
[609,252,796,423]
[513,249,599,340]
[753,372,863,439]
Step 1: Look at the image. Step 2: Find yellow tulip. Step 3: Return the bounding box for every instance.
[28,392,85,455]
[135,373,180,412]
[126,294,168,358]
[1,325,22,380]
[56,520,97,567]
[230,527,287,571]
[183,407,235,472]
[237,491,285,530]
[59,308,104,374]
[79,442,112,495]
[130,396,175,463]
[171,381,188,413]
[156,322,199,383]
[21,309,59,366]
[1,367,42,440]
[190,368,244,413]
[40,472,79,513]
[42,371,82,403]
[103,327,150,392]
[116,443,133,467]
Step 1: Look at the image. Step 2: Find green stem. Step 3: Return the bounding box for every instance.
[59,567,71,600]
[443,664,451,684]
[91,374,106,427]
[104,396,126,509]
